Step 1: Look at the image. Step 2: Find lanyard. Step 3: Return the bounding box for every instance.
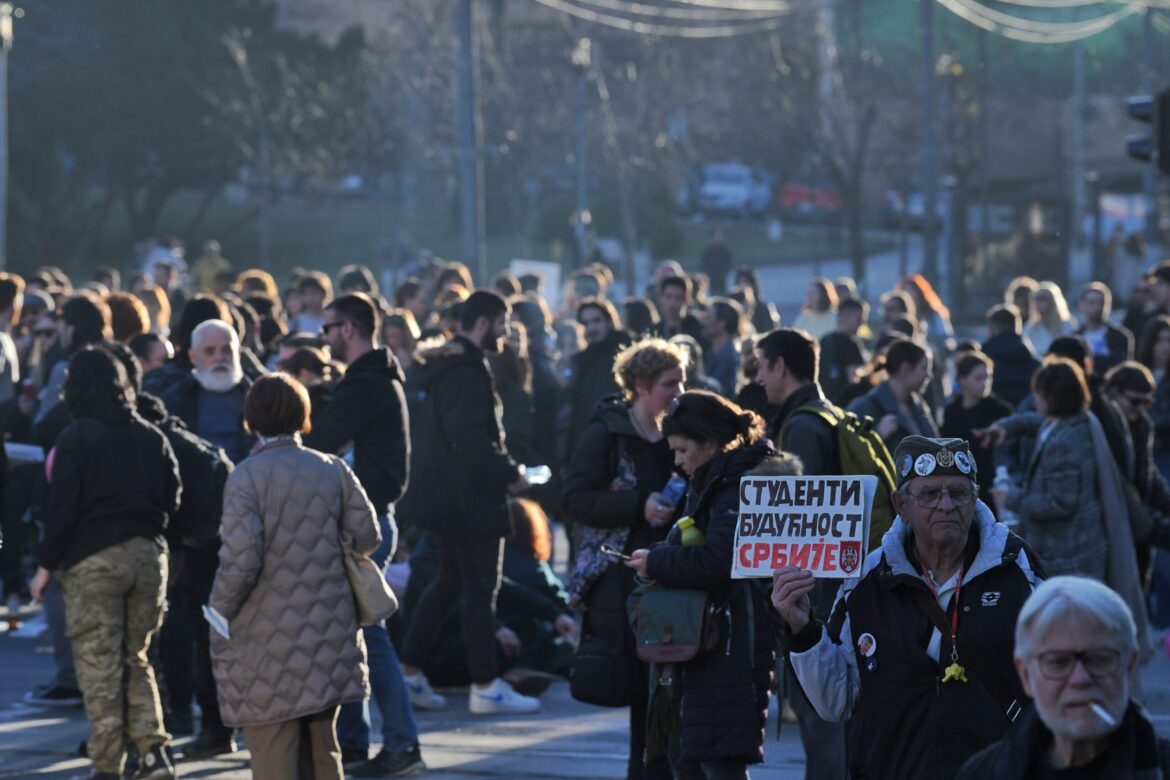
[920,564,969,683]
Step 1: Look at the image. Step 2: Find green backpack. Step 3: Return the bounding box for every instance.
[793,403,897,553]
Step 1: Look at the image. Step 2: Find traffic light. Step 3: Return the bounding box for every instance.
[1127,88,1170,176]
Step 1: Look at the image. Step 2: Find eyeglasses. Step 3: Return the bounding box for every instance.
[34,329,56,338]
[1123,393,1154,409]
[320,321,348,335]
[1035,649,1123,681]
[905,486,978,508]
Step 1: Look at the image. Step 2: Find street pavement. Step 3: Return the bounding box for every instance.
[3,605,1170,779]
[0,608,810,779]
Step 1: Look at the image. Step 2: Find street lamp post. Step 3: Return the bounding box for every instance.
[571,38,592,270]
[0,4,20,272]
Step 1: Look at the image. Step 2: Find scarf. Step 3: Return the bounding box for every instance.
[1086,411,1153,664]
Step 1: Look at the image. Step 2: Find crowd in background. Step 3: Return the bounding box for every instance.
[4,233,1170,779]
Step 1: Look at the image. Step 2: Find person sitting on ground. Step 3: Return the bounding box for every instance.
[958,577,1166,779]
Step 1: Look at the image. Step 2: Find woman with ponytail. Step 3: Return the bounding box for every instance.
[626,390,793,779]
[847,338,939,451]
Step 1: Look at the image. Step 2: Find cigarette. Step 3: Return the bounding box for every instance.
[1088,702,1116,727]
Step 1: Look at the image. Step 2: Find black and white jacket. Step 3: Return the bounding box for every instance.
[788,503,1041,779]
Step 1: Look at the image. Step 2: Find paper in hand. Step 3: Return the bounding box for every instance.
[202,604,231,640]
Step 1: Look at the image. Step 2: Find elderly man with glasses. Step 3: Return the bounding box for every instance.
[959,576,1168,778]
[773,436,1042,779]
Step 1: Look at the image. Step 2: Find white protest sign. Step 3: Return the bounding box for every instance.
[509,259,562,312]
[732,475,877,579]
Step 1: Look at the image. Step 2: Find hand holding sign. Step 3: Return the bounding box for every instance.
[771,567,815,633]
[733,476,877,579]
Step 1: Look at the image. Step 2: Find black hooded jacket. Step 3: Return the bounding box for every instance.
[304,346,409,516]
[561,394,675,553]
[40,406,181,571]
[399,335,518,538]
[981,332,1040,408]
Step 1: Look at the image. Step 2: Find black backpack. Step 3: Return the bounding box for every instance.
[159,419,233,542]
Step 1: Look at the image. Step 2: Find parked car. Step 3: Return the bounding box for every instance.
[777,180,842,223]
[680,162,774,219]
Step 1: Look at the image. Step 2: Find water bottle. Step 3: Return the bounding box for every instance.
[523,465,552,485]
[994,466,1020,528]
[677,517,705,546]
[660,475,687,507]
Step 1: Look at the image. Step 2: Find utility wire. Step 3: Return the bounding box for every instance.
[530,0,790,36]
[570,0,786,20]
[937,0,1140,42]
[666,0,794,11]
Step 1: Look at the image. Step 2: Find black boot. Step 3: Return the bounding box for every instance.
[177,727,237,759]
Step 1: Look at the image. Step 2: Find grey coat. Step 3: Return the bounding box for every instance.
[1003,411,1106,579]
[209,437,380,728]
[847,380,939,453]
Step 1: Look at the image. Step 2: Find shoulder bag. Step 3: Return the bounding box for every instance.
[332,458,398,627]
[628,582,723,664]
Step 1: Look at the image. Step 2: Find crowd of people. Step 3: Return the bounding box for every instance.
[2,237,1170,779]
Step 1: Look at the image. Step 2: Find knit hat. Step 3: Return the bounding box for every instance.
[892,435,977,487]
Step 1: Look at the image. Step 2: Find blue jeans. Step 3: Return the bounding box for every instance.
[46,576,78,689]
[338,514,419,753]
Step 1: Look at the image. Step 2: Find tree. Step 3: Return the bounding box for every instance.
[9,0,384,271]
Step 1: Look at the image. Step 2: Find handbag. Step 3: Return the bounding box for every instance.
[331,458,398,627]
[628,583,723,664]
[340,532,398,627]
[568,634,637,707]
[568,564,639,707]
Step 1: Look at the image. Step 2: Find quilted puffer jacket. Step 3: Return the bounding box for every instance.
[209,436,381,728]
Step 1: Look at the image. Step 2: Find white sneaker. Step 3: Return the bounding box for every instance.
[468,678,541,715]
[402,672,447,711]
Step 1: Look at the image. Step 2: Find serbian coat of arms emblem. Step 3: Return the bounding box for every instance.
[839,541,862,575]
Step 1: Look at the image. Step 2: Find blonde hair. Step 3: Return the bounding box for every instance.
[613,338,685,402]
[1031,281,1071,332]
[133,285,171,335]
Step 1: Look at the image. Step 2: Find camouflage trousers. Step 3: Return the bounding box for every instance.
[61,536,170,774]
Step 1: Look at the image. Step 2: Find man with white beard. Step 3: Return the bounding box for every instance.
[959,577,1168,778]
[160,319,254,465]
[158,317,256,759]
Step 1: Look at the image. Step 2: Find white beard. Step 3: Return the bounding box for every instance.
[194,363,243,393]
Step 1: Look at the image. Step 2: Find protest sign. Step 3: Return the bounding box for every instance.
[732,475,877,579]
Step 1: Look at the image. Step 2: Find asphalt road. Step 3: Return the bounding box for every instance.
[2,606,1168,780]
[0,608,810,779]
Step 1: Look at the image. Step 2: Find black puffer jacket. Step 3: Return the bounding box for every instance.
[644,440,780,765]
[399,336,518,539]
[304,346,410,516]
[562,395,674,554]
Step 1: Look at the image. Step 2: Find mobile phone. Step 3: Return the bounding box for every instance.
[600,545,631,561]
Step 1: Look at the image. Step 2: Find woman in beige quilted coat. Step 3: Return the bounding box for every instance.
[209,373,380,780]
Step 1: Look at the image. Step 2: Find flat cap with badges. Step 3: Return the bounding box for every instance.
[892,435,977,487]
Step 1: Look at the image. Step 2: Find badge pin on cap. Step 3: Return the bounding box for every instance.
[900,454,913,479]
[954,450,972,474]
[936,448,954,468]
[914,453,937,476]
